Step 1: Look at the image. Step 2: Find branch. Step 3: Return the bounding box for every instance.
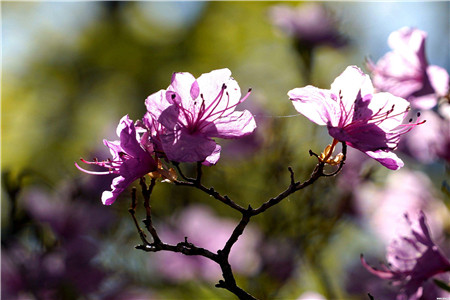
[174,180,247,214]
[140,177,161,244]
[132,142,347,300]
[128,187,150,246]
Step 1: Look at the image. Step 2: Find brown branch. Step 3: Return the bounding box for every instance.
[139,177,161,244]
[128,187,150,246]
[132,142,347,300]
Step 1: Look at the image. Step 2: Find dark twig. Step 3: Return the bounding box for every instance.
[174,180,248,213]
[140,177,161,244]
[128,187,150,246]
[173,162,195,182]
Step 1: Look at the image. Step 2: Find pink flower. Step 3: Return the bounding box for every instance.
[76,115,158,205]
[288,65,422,170]
[269,3,347,49]
[145,68,256,166]
[361,211,450,300]
[354,169,447,246]
[367,27,449,110]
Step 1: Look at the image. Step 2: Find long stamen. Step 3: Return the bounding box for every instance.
[206,88,252,120]
[198,83,227,121]
[75,162,118,175]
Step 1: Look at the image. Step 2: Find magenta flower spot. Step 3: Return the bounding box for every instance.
[288,65,423,170]
[76,115,158,205]
[367,27,450,110]
[361,211,450,300]
[145,68,256,165]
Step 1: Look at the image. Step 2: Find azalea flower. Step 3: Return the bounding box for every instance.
[361,211,450,300]
[145,68,256,166]
[367,27,449,110]
[288,65,422,170]
[76,115,158,205]
[268,3,347,49]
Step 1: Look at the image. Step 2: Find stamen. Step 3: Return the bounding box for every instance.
[75,162,116,175]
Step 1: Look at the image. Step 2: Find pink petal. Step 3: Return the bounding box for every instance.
[369,93,410,131]
[371,52,423,98]
[388,27,427,59]
[288,86,339,126]
[202,110,256,139]
[427,65,449,97]
[161,129,218,164]
[330,66,374,115]
[168,72,197,107]
[203,144,221,166]
[197,68,241,116]
[145,90,172,122]
[101,176,128,205]
[364,149,404,170]
[117,115,144,158]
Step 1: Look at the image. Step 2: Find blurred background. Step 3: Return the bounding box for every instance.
[2,1,449,299]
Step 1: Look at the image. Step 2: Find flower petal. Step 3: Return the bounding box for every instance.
[145,90,172,122]
[197,68,241,117]
[202,110,256,139]
[388,27,427,60]
[427,65,449,97]
[330,66,374,115]
[117,115,145,158]
[288,86,339,126]
[161,129,218,164]
[328,123,388,152]
[168,72,197,107]
[203,144,221,166]
[364,150,404,170]
[368,93,410,131]
[101,176,130,205]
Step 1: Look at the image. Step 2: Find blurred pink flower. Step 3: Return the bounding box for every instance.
[288,65,422,170]
[145,68,256,166]
[361,211,450,300]
[367,27,449,110]
[355,169,447,245]
[400,110,450,163]
[269,3,347,49]
[152,205,261,282]
[76,115,158,205]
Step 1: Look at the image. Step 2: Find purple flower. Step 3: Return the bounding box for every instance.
[288,65,422,170]
[145,68,256,166]
[367,27,450,110]
[361,211,450,300]
[76,115,158,205]
[269,3,347,49]
[400,110,450,163]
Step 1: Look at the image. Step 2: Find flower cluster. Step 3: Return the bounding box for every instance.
[77,68,256,205]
